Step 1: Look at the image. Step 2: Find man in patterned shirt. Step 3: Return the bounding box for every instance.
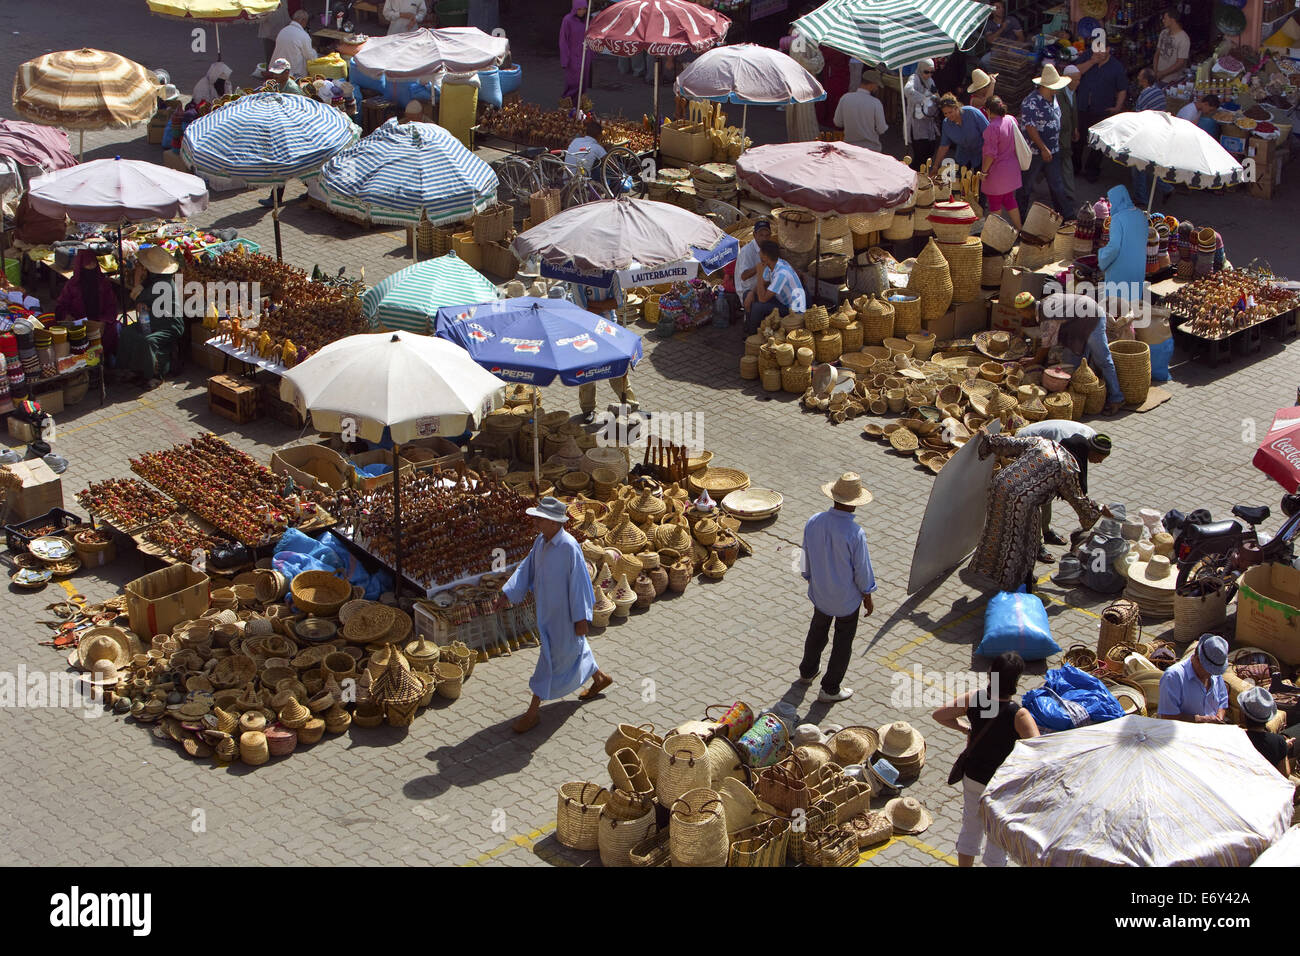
[745,240,808,333]
[1016,63,1072,221]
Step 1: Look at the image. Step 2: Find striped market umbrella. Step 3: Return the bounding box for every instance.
[980,717,1294,867]
[793,0,991,70]
[12,48,159,159]
[182,91,359,259]
[317,118,498,228]
[145,0,280,59]
[361,253,500,335]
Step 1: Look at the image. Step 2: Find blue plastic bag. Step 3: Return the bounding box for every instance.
[976,591,1060,660]
[1023,665,1126,731]
[498,65,522,95]
[1149,336,1173,383]
[477,68,502,109]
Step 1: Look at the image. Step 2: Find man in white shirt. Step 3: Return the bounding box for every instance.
[735,219,772,313]
[563,117,607,174]
[257,1,290,65]
[383,0,427,35]
[271,9,317,78]
[1153,9,1190,84]
[833,71,889,151]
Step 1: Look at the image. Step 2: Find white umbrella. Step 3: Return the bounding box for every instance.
[673,44,826,144]
[1252,826,1300,866]
[1087,112,1247,211]
[351,27,509,80]
[280,331,505,596]
[981,717,1293,867]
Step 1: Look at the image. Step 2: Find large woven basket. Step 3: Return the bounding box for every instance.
[598,808,656,867]
[556,782,608,850]
[937,236,982,303]
[669,788,729,867]
[1109,340,1151,406]
[1044,393,1073,420]
[1080,382,1107,416]
[980,213,1018,254]
[1173,588,1229,643]
[981,252,1006,287]
[1015,238,1057,270]
[529,188,562,224]
[840,321,863,352]
[849,208,896,235]
[906,239,953,321]
[913,204,934,236]
[888,293,922,334]
[472,202,513,244]
[291,571,351,616]
[804,304,831,332]
[858,295,895,345]
[1097,598,1142,659]
[1053,222,1077,262]
[814,330,843,363]
[883,209,914,241]
[1023,201,1064,244]
[776,208,817,252]
[781,364,812,393]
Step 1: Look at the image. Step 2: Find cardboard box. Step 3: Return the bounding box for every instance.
[6,417,36,444]
[349,449,414,492]
[1247,155,1285,200]
[1236,563,1300,665]
[953,297,990,337]
[659,121,713,165]
[998,266,1049,307]
[922,310,955,341]
[4,458,64,522]
[990,300,1023,333]
[124,564,211,640]
[271,442,352,494]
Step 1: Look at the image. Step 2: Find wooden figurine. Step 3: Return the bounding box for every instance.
[256,329,273,358]
[281,339,297,369]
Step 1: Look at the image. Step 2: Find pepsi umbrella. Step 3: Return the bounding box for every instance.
[434,297,643,485]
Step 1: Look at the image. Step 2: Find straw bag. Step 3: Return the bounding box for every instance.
[981,214,1018,254]
[669,788,729,867]
[787,800,835,864]
[1053,222,1076,262]
[803,823,861,867]
[529,188,562,224]
[883,209,914,241]
[981,253,1005,287]
[1173,588,1229,643]
[629,829,672,867]
[598,807,657,867]
[656,733,710,805]
[776,208,816,252]
[556,782,608,850]
[609,746,653,794]
[1015,238,1057,270]
[937,236,982,304]
[704,735,746,788]
[472,202,513,244]
[718,777,768,834]
[1097,598,1142,658]
[756,758,810,813]
[728,818,791,867]
[1022,201,1063,243]
[906,239,953,321]
[1109,340,1151,406]
[858,294,895,345]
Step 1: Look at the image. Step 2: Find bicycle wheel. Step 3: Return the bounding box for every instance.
[562,177,609,209]
[493,156,536,204]
[601,146,647,198]
[534,153,571,192]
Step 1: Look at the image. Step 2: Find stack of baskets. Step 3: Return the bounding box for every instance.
[912,178,935,237]
[927,200,977,242]
[856,294,895,345]
[906,239,953,321]
[1109,340,1151,406]
[936,235,982,303]
[1070,362,1107,416]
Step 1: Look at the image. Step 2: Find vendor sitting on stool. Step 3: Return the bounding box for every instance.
[1157,633,1228,723]
[745,239,806,335]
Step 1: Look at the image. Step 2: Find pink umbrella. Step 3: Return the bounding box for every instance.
[0,120,76,173]
[582,0,731,124]
[735,141,916,215]
[1253,406,1300,493]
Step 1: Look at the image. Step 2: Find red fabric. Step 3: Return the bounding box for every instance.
[54,250,121,354]
[816,46,851,128]
[0,120,75,171]
[735,141,916,214]
[584,0,730,56]
[1254,407,1300,493]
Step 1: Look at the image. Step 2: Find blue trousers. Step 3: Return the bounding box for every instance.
[1062,316,1123,405]
[1131,167,1174,206]
[1017,150,1072,219]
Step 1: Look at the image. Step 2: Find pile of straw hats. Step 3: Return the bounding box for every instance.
[1124,553,1177,618]
[876,721,926,778]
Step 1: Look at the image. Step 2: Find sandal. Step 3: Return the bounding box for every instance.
[1036,547,1056,564]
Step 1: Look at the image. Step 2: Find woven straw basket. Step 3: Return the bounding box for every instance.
[850,208,896,235]
[937,236,982,303]
[906,239,953,321]
[556,782,608,850]
[1173,589,1229,643]
[1097,599,1142,658]
[858,295,895,345]
[804,305,831,332]
[840,321,863,352]
[814,330,843,362]
[883,209,914,241]
[888,293,921,334]
[981,253,1006,287]
[980,214,1018,254]
[1044,393,1073,420]
[1110,340,1151,406]
[777,208,817,252]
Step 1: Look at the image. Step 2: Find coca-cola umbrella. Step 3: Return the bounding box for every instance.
[583,0,731,128]
[1253,406,1300,492]
[736,140,915,215]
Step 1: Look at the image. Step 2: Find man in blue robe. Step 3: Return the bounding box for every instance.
[502,496,612,733]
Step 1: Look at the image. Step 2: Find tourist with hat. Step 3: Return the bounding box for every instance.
[1157,634,1229,723]
[833,70,889,152]
[903,59,939,171]
[1016,63,1073,219]
[932,651,1040,867]
[1239,687,1294,775]
[967,68,997,116]
[501,496,612,733]
[745,240,806,335]
[797,473,878,704]
[967,428,1110,593]
[1016,420,1112,560]
[1017,291,1124,415]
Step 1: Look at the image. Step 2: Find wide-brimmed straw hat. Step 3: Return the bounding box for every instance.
[72,627,137,671]
[876,721,925,760]
[884,796,933,834]
[973,329,1028,361]
[967,68,998,93]
[138,245,179,275]
[821,472,873,507]
[1032,63,1070,90]
[828,726,881,765]
[1126,555,1177,590]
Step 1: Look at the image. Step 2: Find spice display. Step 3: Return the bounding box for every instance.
[131,433,328,546]
[1167,271,1300,339]
[76,478,178,533]
[140,514,235,562]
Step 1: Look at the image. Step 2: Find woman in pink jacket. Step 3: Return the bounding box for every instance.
[559,0,592,104]
[980,96,1022,230]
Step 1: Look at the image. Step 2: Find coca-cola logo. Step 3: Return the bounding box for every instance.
[1270,437,1300,468]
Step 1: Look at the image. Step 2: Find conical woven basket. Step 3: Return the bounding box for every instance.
[858,295,895,345]
[937,236,982,303]
[804,305,831,333]
[1109,340,1151,405]
[906,240,952,321]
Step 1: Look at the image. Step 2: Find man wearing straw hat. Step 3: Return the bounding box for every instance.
[1016,63,1073,220]
[1156,633,1229,723]
[797,473,877,704]
[501,496,613,733]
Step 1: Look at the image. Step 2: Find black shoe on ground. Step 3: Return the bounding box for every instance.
[1043,529,1068,546]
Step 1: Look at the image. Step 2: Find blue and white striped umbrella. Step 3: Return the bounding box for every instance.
[181,91,359,185]
[317,118,498,227]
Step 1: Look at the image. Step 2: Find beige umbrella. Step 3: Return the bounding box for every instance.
[12,49,159,160]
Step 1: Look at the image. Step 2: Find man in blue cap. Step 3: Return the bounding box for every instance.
[502,496,613,732]
[1157,633,1229,723]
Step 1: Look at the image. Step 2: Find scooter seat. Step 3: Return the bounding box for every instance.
[1187,520,1243,539]
[1232,505,1270,525]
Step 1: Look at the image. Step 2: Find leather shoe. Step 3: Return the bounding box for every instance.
[1036,547,1056,564]
[1043,528,1067,546]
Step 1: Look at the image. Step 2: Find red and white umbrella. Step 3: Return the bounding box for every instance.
[581,0,731,120]
[1253,406,1300,492]
[736,141,915,216]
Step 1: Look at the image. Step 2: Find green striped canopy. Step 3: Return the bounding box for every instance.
[794,0,991,70]
[361,253,499,335]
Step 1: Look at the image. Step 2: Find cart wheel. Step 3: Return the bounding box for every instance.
[562,177,609,209]
[601,146,647,198]
[493,155,536,205]
[534,152,571,192]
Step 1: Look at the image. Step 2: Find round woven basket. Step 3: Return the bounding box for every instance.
[981,253,1005,287]
[804,305,831,332]
[937,236,982,303]
[796,346,814,367]
[291,571,351,616]
[781,364,812,393]
[882,336,914,358]
[772,342,796,367]
[739,354,759,380]
[1044,393,1073,419]
[1173,589,1229,643]
[761,367,781,392]
[786,327,813,349]
[812,254,849,280]
[849,207,896,235]
[1097,598,1142,658]
[840,321,863,352]
[883,209,914,241]
[1109,340,1151,406]
[776,208,817,252]
[906,332,936,361]
[814,330,842,362]
[1080,382,1107,416]
[858,295,895,345]
[840,352,875,377]
[906,240,953,321]
[888,293,921,335]
[913,204,934,236]
[931,218,974,243]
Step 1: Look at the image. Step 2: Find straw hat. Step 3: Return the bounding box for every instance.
[792,723,827,746]
[973,329,1028,361]
[967,68,998,94]
[1152,532,1174,557]
[821,472,873,507]
[1126,555,1177,590]
[81,659,121,687]
[876,721,925,760]
[828,726,881,766]
[138,245,179,275]
[883,796,933,834]
[73,627,136,671]
[1032,63,1069,90]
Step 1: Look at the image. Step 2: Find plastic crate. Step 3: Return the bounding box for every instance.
[201,237,261,260]
[5,507,84,553]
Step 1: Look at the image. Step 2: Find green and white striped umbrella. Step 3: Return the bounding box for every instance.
[361,252,499,335]
[794,0,991,70]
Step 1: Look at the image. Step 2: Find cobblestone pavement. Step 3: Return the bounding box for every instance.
[1,2,1298,867]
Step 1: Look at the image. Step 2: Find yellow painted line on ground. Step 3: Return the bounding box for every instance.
[56,396,159,438]
[461,821,559,866]
[897,834,960,865]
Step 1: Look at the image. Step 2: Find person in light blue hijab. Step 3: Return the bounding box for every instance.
[502,496,611,732]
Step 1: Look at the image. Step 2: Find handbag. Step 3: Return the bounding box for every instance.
[1012,120,1034,172]
[947,699,1009,785]
[755,758,810,814]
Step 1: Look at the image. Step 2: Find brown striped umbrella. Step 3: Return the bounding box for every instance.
[12,49,159,159]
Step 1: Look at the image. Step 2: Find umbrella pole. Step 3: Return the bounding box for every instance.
[1147,173,1158,213]
[393,441,403,600]
[899,69,910,148]
[741,104,748,150]
[532,389,541,490]
[814,219,821,304]
[116,226,128,325]
[272,185,284,262]
[575,3,593,115]
[653,61,661,142]
[79,130,84,163]
[215,24,222,61]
